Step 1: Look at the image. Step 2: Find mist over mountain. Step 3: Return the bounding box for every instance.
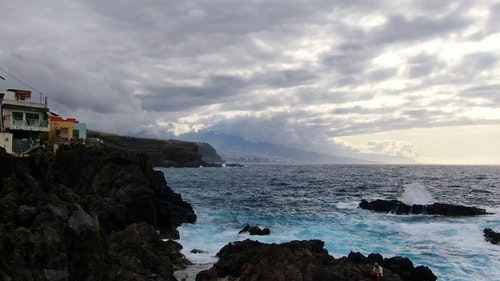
[168,131,416,164]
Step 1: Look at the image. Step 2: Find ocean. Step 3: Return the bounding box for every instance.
[156,164,500,281]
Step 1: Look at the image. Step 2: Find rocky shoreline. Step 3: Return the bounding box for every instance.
[1,144,442,280]
[0,144,195,280]
[196,239,437,281]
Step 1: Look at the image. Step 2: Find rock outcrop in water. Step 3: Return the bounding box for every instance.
[238,224,270,235]
[0,144,196,280]
[359,199,488,216]
[196,239,437,281]
[484,228,500,244]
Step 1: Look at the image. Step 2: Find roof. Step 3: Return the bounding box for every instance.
[49,116,79,123]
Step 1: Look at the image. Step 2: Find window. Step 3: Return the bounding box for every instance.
[60,128,69,138]
[13,112,23,121]
[26,113,39,126]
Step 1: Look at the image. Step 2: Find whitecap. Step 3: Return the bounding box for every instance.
[401,182,434,205]
[335,201,359,209]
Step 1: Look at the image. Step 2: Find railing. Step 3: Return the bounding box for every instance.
[10,119,49,130]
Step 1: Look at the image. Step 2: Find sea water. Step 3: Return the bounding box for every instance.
[157,164,500,281]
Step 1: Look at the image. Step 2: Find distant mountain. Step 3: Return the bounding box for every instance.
[176,131,371,164]
[128,130,417,164]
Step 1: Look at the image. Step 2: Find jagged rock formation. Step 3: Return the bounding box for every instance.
[0,144,196,280]
[359,199,488,216]
[196,239,437,281]
[484,228,500,244]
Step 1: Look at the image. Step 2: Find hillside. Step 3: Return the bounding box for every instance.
[87,131,224,167]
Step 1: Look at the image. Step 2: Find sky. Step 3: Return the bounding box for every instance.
[0,0,499,164]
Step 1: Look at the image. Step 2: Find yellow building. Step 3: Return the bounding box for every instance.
[49,116,78,141]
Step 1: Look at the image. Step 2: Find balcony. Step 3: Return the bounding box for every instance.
[9,119,49,132]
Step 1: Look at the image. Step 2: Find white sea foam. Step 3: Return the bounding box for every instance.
[335,201,359,209]
[401,182,434,205]
[166,165,500,281]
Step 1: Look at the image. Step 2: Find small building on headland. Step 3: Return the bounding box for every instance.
[48,115,87,144]
[0,88,87,155]
[0,89,49,154]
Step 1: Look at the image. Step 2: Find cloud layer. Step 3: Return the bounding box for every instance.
[1,0,499,163]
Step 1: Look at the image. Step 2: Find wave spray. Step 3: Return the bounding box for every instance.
[401,182,434,205]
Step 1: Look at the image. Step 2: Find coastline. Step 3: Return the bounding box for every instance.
[3,144,497,280]
[163,164,500,280]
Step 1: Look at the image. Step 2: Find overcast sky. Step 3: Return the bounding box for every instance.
[1,0,499,164]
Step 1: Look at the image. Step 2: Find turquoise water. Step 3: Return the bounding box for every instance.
[158,164,500,281]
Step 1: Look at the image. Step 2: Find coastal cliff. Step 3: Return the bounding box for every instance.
[0,144,196,280]
[88,131,224,167]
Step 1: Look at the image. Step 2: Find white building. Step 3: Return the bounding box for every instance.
[0,89,49,154]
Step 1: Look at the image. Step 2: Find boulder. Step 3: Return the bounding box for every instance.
[108,222,184,279]
[410,265,437,281]
[359,199,487,216]
[383,256,414,280]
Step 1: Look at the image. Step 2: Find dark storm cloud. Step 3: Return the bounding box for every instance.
[251,69,318,89]
[405,53,442,79]
[81,0,331,57]
[140,75,247,111]
[372,12,472,44]
[401,109,446,120]
[320,39,382,82]
[1,0,499,162]
[487,3,500,33]
[330,105,398,115]
[459,52,499,74]
[1,51,135,115]
[368,67,398,82]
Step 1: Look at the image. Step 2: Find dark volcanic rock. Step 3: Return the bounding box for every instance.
[238,224,270,235]
[52,144,196,235]
[359,199,487,216]
[196,239,437,281]
[0,145,196,280]
[484,228,500,244]
[108,222,185,280]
